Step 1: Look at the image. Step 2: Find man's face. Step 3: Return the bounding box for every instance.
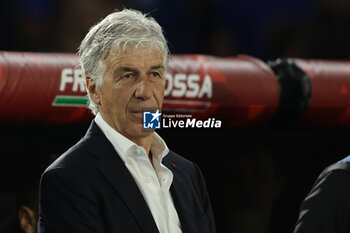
[89,47,165,140]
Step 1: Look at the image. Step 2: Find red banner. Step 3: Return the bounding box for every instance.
[0,51,280,127]
[294,59,350,128]
[0,52,92,124]
[165,55,280,127]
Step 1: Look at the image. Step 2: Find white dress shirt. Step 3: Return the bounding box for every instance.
[95,113,182,233]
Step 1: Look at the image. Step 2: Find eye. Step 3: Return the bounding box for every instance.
[123,73,133,79]
[151,72,160,78]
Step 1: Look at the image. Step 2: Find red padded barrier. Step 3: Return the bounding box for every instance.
[294,59,350,128]
[0,52,280,127]
[165,55,280,127]
[0,52,92,124]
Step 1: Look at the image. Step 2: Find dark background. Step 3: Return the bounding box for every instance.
[1,0,350,232]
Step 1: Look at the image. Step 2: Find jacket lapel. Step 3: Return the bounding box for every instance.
[84,122,159,233]
[163,154,196,233]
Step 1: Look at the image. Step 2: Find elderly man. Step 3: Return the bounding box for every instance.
[38,9,216,233]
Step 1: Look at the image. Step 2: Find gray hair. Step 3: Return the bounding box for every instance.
[78,9,169,115]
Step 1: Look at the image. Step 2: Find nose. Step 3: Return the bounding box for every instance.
[134,76,152,100]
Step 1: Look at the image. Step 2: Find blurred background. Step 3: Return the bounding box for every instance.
[1,0,350,232]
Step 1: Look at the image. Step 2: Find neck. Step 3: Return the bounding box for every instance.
[99,112,154,157]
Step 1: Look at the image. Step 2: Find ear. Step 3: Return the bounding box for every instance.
[86,76,101,105]
[18,206,36,233]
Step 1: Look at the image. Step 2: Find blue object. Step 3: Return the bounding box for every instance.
[339,155,350,163]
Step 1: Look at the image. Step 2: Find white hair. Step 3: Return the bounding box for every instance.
[78,9,169,115]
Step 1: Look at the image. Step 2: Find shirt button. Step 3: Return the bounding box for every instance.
[136,148,140,154]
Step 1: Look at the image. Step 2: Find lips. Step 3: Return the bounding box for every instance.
[128,105,160,119]
[129,110,143,119]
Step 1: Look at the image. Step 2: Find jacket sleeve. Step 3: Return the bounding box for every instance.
[38,167,104,233]
[293,167,350,233]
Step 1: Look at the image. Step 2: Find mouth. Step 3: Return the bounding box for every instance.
[129,110,143,119]
[129,105,161,119]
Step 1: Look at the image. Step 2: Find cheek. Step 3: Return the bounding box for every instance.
[100,87,123,108]
[158,80,166,94]
[116,87,136,106]
[154,83,165,104]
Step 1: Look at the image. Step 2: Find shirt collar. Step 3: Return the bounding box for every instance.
[94,112,169,162]
[151,132,170,162]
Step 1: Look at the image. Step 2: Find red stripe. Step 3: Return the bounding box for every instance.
[0,63,2,88]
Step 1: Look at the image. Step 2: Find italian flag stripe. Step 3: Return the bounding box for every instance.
[52,96,88,106]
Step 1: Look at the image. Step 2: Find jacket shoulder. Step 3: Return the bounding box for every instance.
[45,138,89,171]
[42,137,100,186]
[321,161,350,176]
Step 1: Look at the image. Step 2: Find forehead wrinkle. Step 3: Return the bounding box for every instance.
[106,47,163,74]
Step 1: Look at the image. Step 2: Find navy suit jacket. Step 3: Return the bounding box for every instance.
[293,160,350,233]
[38,121,216,233]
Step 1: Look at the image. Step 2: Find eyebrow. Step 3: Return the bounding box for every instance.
[114,67,139,74]
[149,64,165,71]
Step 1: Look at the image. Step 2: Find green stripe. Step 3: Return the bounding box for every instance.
[53,96,88,106]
